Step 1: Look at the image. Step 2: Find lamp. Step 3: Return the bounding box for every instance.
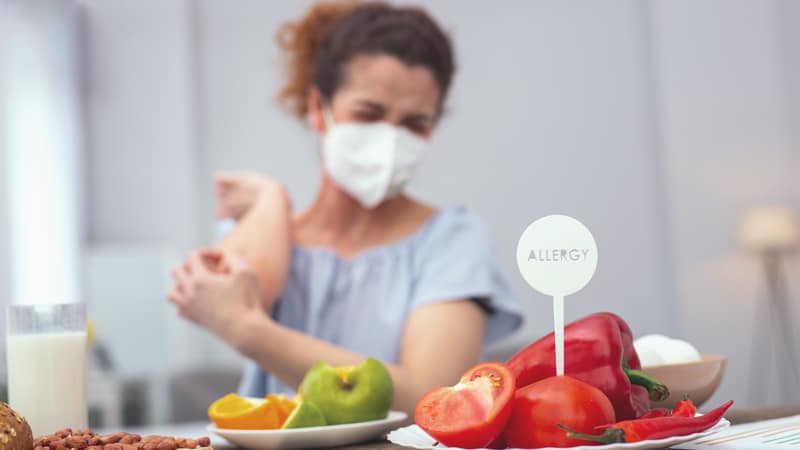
[739,207,799,404]
[740,207,800,253]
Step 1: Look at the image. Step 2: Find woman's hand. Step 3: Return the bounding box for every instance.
[168,250,267,341]
[214,171,282,220]
[209,173,292,309]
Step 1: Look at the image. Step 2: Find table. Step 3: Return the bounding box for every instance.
[131,406,800,449]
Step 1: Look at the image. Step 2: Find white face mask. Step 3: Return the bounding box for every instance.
[321,110,428,208]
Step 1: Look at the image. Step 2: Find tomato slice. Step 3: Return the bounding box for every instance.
[414,362,515,449]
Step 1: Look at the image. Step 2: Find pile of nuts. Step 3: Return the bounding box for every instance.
[34,429,211,450]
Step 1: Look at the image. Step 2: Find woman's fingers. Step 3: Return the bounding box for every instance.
[188,251,212,276]
[171,250,230,303]
[196,249,229,274]
[214,173,239,218]
[176,304,191,319]
[219,253,260,301]
[214,172,238,192]
[168,287,185,306]
[172,258,195,294]
[216,251,253,280]
[223,252,250,274]
[215,205,232,219]
[212,171,276,221]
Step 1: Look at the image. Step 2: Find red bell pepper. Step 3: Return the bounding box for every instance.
[506,312,669,420]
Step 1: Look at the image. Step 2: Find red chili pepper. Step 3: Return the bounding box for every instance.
[559,400,733,443]
[672,398,697,417]
[594,407,670,432]
[639,408,671,419]
[596,402,694,432]
[507,312,669,420]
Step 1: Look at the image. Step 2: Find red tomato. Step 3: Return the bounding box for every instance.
[415,362,515,449]
[503,375,615,448]
[486,435,507,449]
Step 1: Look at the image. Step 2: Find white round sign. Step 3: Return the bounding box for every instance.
[516,215,598,297]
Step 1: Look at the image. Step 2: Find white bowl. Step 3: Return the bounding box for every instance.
[642,354,727,409]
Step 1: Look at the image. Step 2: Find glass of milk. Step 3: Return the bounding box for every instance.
[6,303,88,436]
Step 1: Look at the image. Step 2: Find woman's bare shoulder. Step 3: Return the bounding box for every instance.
[404,197,438,224]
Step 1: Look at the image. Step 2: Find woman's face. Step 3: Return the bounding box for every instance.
[309,54,442,138]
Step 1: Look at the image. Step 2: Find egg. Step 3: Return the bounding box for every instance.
[635,345,665,367]
[634,334,701,367]
[659,338,701,364]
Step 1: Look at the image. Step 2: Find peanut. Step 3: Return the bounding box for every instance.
[156,438,177,450]
[177,438,198,449]
[101,433,124,445]
[66,436,87,448]
[119,435,138,445]
[55,429,72,439]
[37,429,209,450]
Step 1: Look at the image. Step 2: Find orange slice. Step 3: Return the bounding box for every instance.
[266,393,298,425]
[208,393,283,429]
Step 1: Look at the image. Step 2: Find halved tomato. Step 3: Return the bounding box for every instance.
[414,362,515,449]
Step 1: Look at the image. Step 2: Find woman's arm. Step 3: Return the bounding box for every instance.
[230,300,486,414]
[213,178,292,308]
[170,251,487,415]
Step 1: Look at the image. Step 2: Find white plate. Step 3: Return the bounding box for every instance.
[207,411,407,449]
[387,417,730,450]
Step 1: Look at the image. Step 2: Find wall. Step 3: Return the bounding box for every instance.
[81,0,199,248]
[79,0,244,376]
[783,0,800,204]
[1,0,83,307]
[0,0,8,376]
[650,0,800,406]
[192,0,319,238]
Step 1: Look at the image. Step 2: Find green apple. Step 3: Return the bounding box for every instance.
[281,400,326,429]
[299,357,394,425]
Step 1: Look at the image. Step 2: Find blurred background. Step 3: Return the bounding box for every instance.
[1,0,799,428]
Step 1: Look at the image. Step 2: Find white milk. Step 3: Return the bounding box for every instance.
[7,332,88,436]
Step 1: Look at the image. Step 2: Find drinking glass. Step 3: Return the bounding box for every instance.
[6,303,88,436]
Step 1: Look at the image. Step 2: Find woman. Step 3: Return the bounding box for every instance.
[169,1,522,415]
